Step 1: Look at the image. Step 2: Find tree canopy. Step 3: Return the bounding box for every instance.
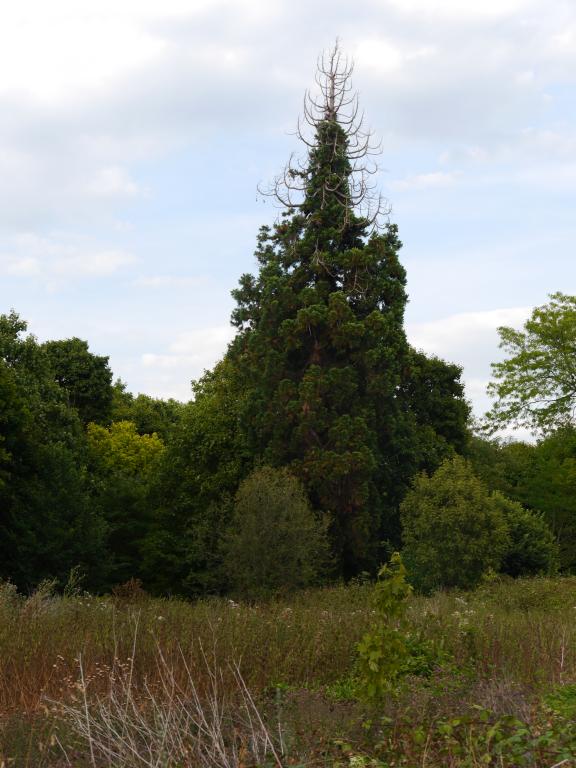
[0,312,107,591]
[223,466,331,599]
[43,337,114,425]
[486,293,576,434]
[401,456,510,592]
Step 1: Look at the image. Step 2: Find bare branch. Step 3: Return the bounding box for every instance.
[261,41,390,233]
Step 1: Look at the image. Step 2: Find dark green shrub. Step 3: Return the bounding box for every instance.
[223,466,330,599]
[401,456,510,593]
[492,492,559,577]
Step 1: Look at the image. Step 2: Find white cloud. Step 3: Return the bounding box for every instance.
[134,275,206,288]
[392,171,460,191]
[407,306,531,418]
[448,127,576,168]
[0,13,166,102]
[385,0,535,18]
[5,256,41,276]
[87,166,143,199]
[434,126,576,193]
[138,325,235,397]
[354,38,435,75]
[408,307,530,354]
[142,324,235,370]
[0,0,283,105]
[54,249,135,277]
[168,326,236,355]
[514,163,576,188]
[0,233,136,284]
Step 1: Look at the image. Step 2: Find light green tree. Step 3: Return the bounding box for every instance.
[470,430,576,572]
[486,293,576,434]
[401,456,510,592]
[87,420,164,476]
[87,421,165,586]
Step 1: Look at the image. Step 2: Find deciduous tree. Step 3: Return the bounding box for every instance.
[486,293,576,434]
[88,421,164,586]
[43,337,113,425]
[0,312,107,590]
[223,466,331,599]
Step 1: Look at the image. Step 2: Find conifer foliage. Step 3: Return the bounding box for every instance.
[228,47,439,575]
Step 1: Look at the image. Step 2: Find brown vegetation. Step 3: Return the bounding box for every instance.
[3,577,576,765]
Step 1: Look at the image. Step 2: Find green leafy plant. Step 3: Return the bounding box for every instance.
[376,702,576,767]
[356,553,413,699]
[544,684,576,719]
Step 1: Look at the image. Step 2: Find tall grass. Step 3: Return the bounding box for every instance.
[4,576,576,766]
[0,580,372,714]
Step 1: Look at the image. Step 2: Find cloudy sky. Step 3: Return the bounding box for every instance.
[0,0,574,430]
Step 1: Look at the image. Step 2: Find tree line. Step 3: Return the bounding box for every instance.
[1,48,574,597]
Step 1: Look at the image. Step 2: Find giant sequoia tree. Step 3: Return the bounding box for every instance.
[227,48,467,575]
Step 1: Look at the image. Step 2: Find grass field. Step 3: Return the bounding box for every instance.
[3,576,576,766]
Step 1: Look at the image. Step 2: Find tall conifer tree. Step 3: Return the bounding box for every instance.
[228,47,420,575]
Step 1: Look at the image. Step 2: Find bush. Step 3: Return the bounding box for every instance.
[492,492,559,577]
[401,456,509,593]
[223,466,331,599]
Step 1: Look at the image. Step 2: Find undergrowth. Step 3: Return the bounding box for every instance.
[3,575,576,766]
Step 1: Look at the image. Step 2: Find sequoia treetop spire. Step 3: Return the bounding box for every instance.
[263,42,389,232]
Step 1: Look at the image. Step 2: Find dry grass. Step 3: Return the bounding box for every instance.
[4,576,576,766]
[56,647,284,768]
[0,580,372,715]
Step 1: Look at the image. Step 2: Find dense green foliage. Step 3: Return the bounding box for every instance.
[0,312,107,591]
[43,337,113,425]
[223,466,331,599]
[0,313,177,593]
[401,454,560,590]
[486,292,576,434]
[470,429,576,571]
[401,456,510,592]
[224,78,468,578]
[143,360,251,597]
[492,491,559,577]
[111,380,184,439]
[87,421,165,585]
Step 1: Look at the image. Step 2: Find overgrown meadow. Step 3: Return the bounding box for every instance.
[2,43,576,768]
[3,575,576,767]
